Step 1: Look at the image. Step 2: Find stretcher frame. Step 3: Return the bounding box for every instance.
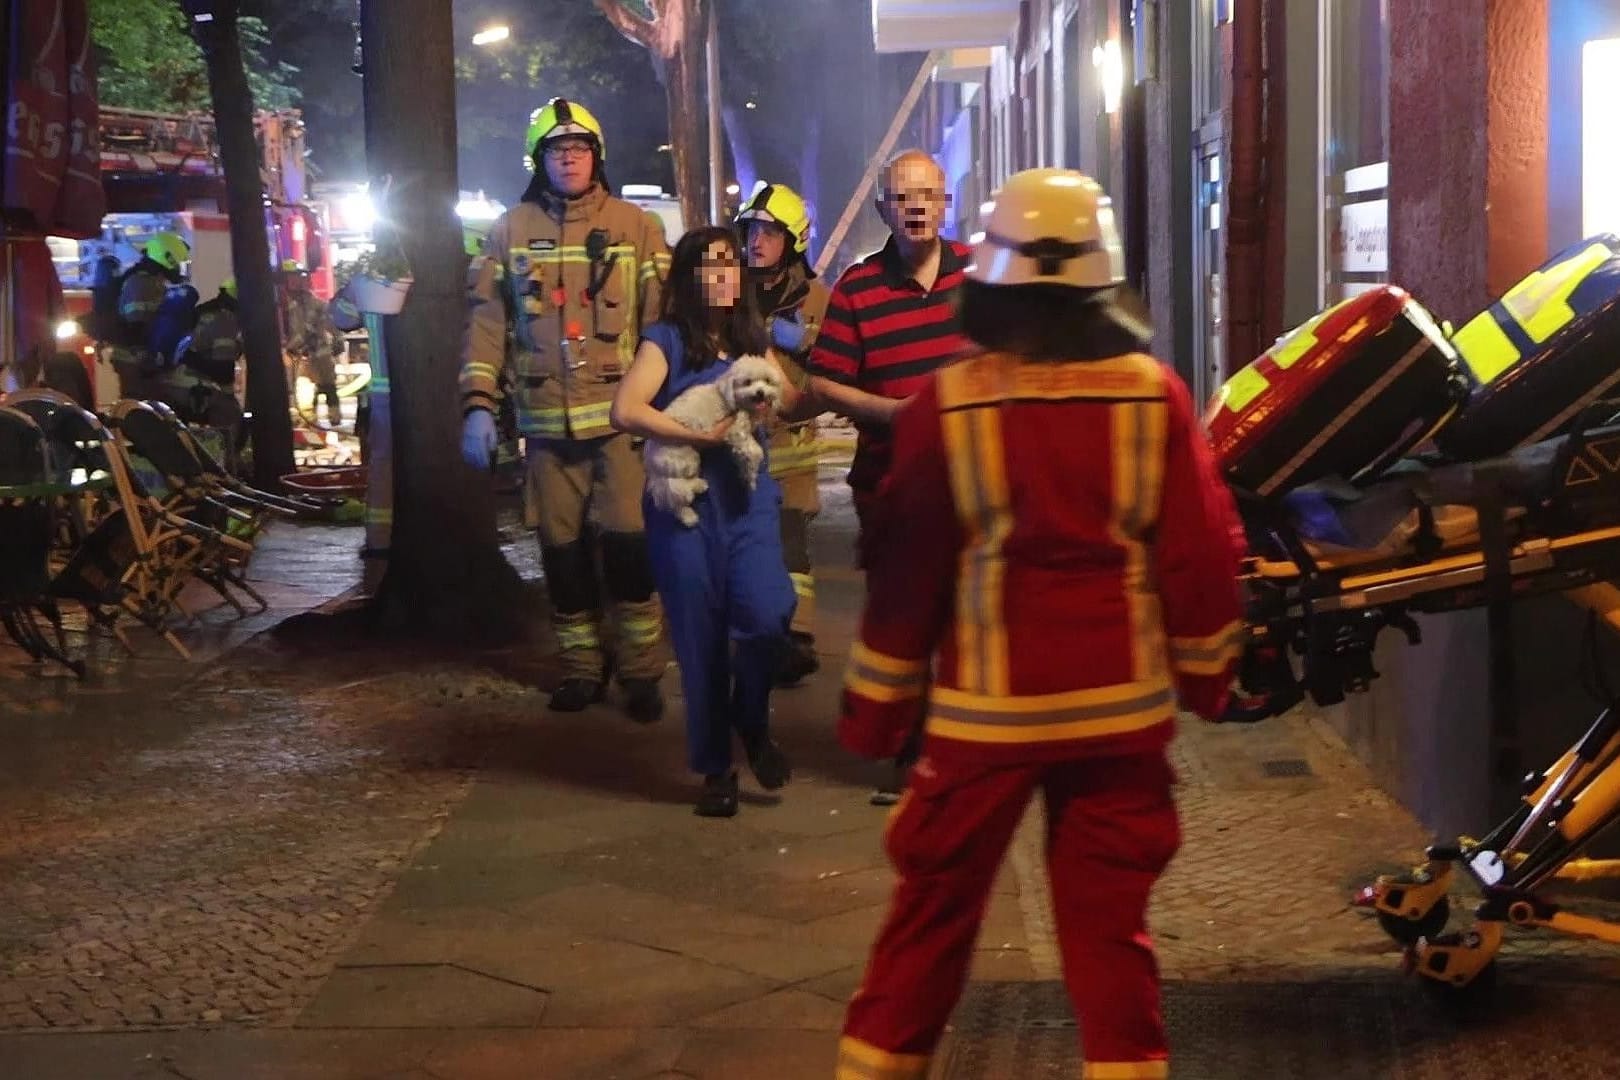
[1228,415,1620,992]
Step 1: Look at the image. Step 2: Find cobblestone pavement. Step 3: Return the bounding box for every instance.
[3,445,1620,1078]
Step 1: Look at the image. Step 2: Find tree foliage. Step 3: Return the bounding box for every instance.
[89,0,299,113]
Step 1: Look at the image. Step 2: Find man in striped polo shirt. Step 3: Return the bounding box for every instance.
[809,149,973,555]
[809,149,973,803]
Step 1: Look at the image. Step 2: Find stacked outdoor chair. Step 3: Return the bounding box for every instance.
[0,405,82,676]
[0,391,312,673]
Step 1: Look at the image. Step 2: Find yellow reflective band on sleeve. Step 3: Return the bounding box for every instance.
[1499,241,1611,345]
[844,640,927,703]
[1169,620,1244,676]
[789,572,814,601]
[365,507,393,527]
[834,1036,931,1080]
[463,362,499,380]
[1216,364,1269,413]
[1082,1061,1170,1080]
[1451,310,1521,386]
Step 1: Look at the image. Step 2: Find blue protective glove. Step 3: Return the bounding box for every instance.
[768,315,808,354]
[461,408,498,470]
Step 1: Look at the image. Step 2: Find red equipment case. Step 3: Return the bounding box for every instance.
[1204,286,1466,498]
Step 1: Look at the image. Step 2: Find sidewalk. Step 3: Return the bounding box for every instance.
[3,468,1620,1078]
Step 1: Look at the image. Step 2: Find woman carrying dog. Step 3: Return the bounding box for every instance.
[610,225,805,818]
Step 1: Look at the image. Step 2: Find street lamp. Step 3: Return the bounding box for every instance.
[472,25,511,46]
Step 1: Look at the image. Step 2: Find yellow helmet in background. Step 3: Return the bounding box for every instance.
[968,168,1124,290]
[219,277,237,298]
[144,232,191,273]
[525,97,606,172]
[735,181,812,256]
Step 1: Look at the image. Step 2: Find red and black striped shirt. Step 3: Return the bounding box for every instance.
[809,237,972,492]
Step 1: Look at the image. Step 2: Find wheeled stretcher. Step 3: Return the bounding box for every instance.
[1210,235,1620,994]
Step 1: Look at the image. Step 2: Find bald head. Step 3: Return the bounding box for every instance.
[879,149,945,200]
[876,149,948,253]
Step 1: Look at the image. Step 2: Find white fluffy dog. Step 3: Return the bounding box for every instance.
[643,354,785,527]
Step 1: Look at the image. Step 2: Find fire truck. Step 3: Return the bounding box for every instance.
[49,107,331,405]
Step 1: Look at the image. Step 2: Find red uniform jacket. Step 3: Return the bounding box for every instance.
[840,350,1246,766]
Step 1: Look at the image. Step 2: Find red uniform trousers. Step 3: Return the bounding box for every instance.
[837,747,1180,1080]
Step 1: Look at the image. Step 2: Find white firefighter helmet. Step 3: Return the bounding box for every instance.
[968,168,1125,289]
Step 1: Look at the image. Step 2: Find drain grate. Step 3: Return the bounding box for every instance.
[1260,757,1314,778]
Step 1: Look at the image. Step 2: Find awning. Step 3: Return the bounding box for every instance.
[871,0,1018,54]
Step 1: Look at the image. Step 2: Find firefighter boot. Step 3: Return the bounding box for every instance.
[550,675,606,712]
[620,677,664,724]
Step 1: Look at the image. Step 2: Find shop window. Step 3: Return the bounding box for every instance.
[1322,0,1390,303]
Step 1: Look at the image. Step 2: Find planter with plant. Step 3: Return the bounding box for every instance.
[336,245,414,315]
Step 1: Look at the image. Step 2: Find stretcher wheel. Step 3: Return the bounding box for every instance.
[1419,957,1498,1009]
[1377,897,1451,946]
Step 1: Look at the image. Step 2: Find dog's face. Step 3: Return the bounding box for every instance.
[721,355,784,417]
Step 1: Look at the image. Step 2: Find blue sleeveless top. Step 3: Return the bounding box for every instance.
[640,321,776,521]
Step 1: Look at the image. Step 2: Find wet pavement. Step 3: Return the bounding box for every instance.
[2,434,1619,1078]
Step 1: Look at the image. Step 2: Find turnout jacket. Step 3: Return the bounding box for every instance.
[459,183,671,440]
[840,350,1246,766]
[759,261,832,478]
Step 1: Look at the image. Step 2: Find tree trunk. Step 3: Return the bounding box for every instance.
[659,40,708,231]
[594,0,711,230]
[190,9,295,490]
[360,0,525,639]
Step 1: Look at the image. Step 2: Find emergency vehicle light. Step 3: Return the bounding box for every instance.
[55,320,79,341]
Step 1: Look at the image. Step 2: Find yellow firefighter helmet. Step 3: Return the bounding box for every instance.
[968,168,1125,290]
[144,232,191,273]
[735,181,812,256]
[525,97,606,172]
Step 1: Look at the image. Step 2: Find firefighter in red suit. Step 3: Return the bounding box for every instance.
[833,168,1247,1080]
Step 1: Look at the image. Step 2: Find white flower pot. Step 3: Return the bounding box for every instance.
[350,274,413,315]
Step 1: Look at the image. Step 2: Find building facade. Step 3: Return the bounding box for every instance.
[872,0,1620,836]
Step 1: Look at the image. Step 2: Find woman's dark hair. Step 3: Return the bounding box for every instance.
[960,279,1154,361]
[662,225,768,370]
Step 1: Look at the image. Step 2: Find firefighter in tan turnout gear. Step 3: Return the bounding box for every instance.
[735,181,830,686]
[459,97,672,721]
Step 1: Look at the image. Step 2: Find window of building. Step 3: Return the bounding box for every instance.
[1321,0,1390,303]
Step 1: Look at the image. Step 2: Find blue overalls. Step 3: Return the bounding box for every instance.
[640,322,797,777]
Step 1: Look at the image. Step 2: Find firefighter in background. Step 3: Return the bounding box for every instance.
[735,182,830,686]
[833,169,1246,1080]
[170,277,246,436]
[284,265,344,427]
[459,98,672,720]
[110,232,191,401]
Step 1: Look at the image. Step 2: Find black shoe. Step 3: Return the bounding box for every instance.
[773,633,820,688]
[870,757,910,806]
[742,732,792,791]
[620,677,664,724]
[549,677,605,712]
[695,771,739,818]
